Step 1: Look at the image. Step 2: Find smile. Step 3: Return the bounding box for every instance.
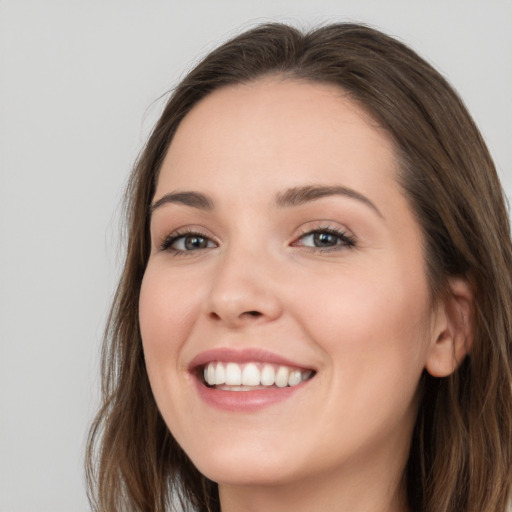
[203,361,313,390]
[189,348,316,411]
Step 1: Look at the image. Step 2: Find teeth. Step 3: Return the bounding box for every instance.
[214,362,226,385]
[225,362,242,385]
[261,364,275,386]
[242,363,260,386]
[202,362,313,389]
[302,370,312,381]
[288,369,302,386]
[207,363,215,384]
[275,366,289,387]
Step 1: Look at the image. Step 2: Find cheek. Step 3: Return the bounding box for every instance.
[139,264,198,371]
[138,264,206,435]
[296,260,432,400]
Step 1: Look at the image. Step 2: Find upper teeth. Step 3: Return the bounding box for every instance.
[203,362,312,388]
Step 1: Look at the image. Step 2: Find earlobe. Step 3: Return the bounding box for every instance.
[425,278,474,378]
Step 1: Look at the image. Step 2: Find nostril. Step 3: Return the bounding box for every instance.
[207,310,261,321]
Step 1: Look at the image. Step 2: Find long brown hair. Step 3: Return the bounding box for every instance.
[86,23,512,512]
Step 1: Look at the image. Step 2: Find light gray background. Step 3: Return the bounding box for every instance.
[1,1,511,511]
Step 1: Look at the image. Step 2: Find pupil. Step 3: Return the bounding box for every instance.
[314,232,337,247]
[185,236,206,250]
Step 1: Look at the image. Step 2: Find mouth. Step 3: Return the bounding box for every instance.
[201,361,315,391]
[189,348,316,411]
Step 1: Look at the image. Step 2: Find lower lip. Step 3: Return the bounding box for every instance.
[193,376,307,412]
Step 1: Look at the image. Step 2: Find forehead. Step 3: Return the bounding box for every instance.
[156,78,399,205]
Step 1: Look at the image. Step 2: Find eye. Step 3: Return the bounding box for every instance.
[294,227,356,251]
[161,231,217,253]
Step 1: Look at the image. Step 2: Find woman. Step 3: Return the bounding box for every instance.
[86,23,512,512]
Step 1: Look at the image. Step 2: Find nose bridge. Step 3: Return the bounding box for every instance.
[204,235,282,326]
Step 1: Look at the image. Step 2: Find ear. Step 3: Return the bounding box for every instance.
[425,278,474,378]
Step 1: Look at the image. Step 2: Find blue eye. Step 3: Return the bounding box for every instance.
[161,232,216,253]
[297,228,356,250]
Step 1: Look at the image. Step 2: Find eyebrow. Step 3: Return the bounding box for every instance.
[276,185,383,218]
[151,184,382,218]
[151,191,214,212]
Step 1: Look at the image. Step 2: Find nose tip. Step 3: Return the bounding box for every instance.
[204,268,282,328]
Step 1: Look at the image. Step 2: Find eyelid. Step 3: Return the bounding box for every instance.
[159,226,218,253]
[155,221,356,255]
[291,222,357,251]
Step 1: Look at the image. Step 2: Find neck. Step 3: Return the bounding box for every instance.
[218,451,410,512]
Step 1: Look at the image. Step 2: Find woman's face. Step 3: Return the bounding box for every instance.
[139,79,441,489]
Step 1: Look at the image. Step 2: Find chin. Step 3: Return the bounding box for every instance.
[185,443,302,487]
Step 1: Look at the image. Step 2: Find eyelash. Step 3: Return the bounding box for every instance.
[160,229,215,254]
[159,226,356,255]
[294,226,356,251]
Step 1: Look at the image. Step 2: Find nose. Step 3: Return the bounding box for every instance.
[203,246,283,328]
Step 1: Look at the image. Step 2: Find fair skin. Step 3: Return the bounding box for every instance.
[139,78,470,512]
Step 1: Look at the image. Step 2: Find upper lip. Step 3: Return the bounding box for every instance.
[188,347,315,371]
